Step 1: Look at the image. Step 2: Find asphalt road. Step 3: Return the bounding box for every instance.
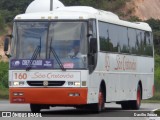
[0,100,160,120]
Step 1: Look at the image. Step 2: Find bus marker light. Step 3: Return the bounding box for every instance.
[55,16,58,19]
[41,16,45,19]
[48,16,52,19]
[79,16,83,19]
[17,17,21,19]
[82,81,86,86]
[152,85,155,96]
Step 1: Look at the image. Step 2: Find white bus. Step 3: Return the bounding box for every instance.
[4,0,154,113]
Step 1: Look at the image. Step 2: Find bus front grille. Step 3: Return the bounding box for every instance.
[27,81,65,86]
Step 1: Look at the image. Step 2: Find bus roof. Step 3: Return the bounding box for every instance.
[15,6,152,32]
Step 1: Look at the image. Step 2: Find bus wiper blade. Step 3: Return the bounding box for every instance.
[26,45,41,71]
[50,47,66,71]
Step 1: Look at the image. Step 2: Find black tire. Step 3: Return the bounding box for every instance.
[30,104,41,113]
[121,102,131,110]
[90,88,105,113]
[75,105,87,110]
[121,85,141,110]
[130,85,141,110]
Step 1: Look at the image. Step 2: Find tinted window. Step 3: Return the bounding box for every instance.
[99,22,129,53]
[99,22,111,51]
[98,21,153,56]
[144,31,153,56]
[99,22,119,52]
[128,28,137,54]
[118,26,129,53]
[108,24,119,52]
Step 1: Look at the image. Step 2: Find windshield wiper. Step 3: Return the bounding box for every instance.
[26,37,41,71]
[26,45,41,71]
[49,47,66,71]
[49,38,66,71]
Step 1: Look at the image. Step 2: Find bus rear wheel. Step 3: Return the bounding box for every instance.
[131,85,141,110]
[30,104,41,113]
[121,85,141,110]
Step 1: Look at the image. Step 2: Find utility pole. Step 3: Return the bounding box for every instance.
[50,0,53,11]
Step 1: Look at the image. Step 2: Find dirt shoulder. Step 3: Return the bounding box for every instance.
[127,0,160,20]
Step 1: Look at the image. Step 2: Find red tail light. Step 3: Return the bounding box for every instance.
[152,85,155,96]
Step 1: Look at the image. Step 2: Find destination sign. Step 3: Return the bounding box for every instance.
[10,59,54,69]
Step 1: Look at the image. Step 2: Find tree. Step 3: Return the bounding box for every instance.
[0,14,5,32]
[0,0,32,23]
[146,19,160,55]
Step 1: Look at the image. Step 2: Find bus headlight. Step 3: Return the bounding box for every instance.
[11,81,25,86]
[75,82,80,86]
[68,81,80,87]
[13,82,19,86]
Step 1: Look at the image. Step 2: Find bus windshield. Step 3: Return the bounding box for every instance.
[11,21,88,69]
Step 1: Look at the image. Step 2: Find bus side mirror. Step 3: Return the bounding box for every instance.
[90,38,97,54]
[4,36,11,58]
[4,37,10,52]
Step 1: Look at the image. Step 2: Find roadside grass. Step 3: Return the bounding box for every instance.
[154,109,160,116]
[142,100,160,103]
[0,88,9,99]
[0,62,9,99]
[151,92,160,100]
[142,92,160,103]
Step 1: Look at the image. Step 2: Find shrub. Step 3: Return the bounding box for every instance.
[154,55,160,93]
[0,62,9,89]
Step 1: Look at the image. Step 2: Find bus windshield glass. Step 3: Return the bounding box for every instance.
[11,21,88,69]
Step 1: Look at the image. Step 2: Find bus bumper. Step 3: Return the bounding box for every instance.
[9,88,88,105]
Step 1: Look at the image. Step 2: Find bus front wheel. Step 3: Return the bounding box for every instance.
[30,104,41,113]
[90,88,105,113]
